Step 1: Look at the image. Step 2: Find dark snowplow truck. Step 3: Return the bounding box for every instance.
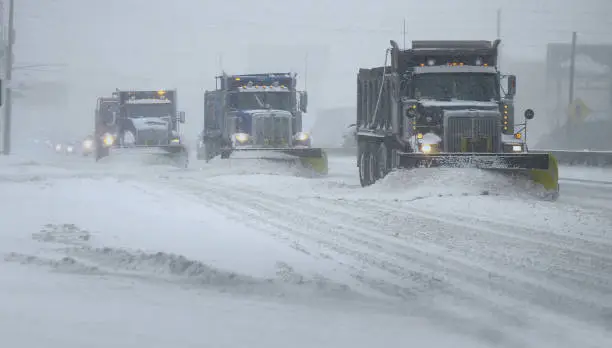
[197,72,328,174]
[355,39,559,199]
[94,90,187,167]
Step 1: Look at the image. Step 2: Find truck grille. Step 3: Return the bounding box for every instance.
[445,117,500,153]
[252,116,291,147]
[135,129,168,146]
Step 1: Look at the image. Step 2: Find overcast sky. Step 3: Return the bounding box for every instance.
[5,0,612,141]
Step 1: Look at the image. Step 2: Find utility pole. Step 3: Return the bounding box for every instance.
[568,31,577,104]
[567,31,577,147]
[402,18,406,49]
[2,0,14,155]
[304,52,308,90]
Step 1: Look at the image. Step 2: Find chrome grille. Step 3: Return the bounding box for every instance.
[252,115,292,147]
[135,129,168,146]
[445,117,500,153]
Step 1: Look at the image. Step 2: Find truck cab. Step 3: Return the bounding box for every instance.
[94,90,185,161]
[199,73,309,160]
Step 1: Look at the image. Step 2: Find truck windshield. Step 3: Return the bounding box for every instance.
[413,73,499,102]
[123,103,174,118]
[230,92,292,111]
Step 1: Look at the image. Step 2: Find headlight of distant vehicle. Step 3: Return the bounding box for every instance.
[66,145,74,153]
[83,139,93,149]
[55,144,62,152]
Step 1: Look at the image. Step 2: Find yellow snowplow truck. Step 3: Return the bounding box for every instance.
[197,72,328,175]
[355,39,559,199]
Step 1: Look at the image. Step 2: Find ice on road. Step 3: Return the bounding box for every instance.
[1,153,612,348]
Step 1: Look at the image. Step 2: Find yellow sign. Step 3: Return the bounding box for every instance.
[567,98,592,121]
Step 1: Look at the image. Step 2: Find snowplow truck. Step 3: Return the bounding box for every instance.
[94,90,188,167]
[197,72,328,174]
[356,39,559,199]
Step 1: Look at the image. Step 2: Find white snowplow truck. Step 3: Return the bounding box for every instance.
[355,39,559,199]
[94,90,187,167]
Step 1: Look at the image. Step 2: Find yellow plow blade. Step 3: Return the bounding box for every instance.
[298,149,329,175]
[528,153,559,196]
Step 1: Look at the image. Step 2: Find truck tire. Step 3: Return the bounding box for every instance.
[375,143,391,179]
[359,145,376,187]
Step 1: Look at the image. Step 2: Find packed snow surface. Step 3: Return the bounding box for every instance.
[1,150,612,348]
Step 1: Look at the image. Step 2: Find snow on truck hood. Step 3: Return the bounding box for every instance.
[130,117,169,131]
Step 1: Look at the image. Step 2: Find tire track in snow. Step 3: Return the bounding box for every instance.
[332,198,612,321]
[215,181,612,329]
[149,175,611,347]
[146,177,536,348]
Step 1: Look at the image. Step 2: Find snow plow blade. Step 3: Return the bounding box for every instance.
[95,144,189,168]
[397,152,559,198]
[230,147,329,175]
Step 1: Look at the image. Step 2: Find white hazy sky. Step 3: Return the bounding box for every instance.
[4,0,612,142]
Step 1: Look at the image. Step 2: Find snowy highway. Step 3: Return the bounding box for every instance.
[1,150,612,348]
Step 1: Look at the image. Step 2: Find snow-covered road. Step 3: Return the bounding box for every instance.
[1,151,611,348]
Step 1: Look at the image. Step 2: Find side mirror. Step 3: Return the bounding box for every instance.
[507,75,516,97]
[299,91,308,113]
[524,109,535,120]
[177,111,185,123]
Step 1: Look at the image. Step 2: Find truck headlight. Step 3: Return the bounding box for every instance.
[294,132,310,141]
[421,144,432,153]
[512,145,522,152]
[103,133,115,147]
[233,133,249,143]
[171,138,180,144]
